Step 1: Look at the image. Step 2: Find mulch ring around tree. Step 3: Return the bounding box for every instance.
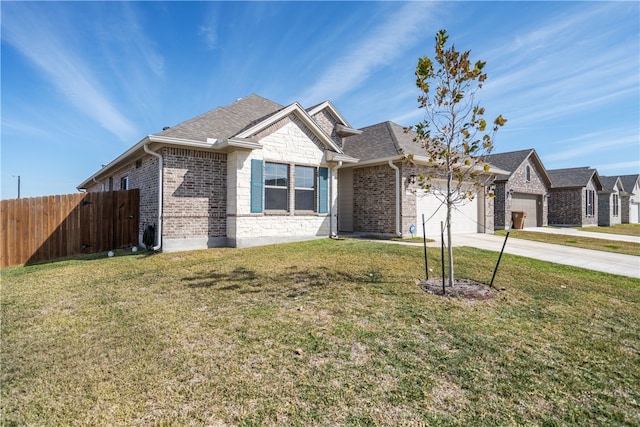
[418,278,500,301]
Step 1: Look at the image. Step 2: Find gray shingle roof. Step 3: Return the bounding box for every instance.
[152,94,284,142]
[482,149,533,178]
[547,167,600,189]
[619,174,640,193]
[599,176,621,191]
[341,121,432,163]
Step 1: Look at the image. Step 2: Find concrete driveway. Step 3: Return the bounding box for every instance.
[443,230,640,279]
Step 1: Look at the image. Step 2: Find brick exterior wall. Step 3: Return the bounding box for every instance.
[161,147,227,242]
[621,195,630,224]
[353,165,396,234]
[311,109,342,148]
[549,183,599,227]
[352,162,494,236]
[598,191,622,226]
[494,158,549,230]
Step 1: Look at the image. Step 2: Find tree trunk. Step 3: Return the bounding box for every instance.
[446,172,454,287]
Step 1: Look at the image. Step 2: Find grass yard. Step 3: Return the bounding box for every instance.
[495,229,640,256]
[2,239,639,425]
[578,224,640,237]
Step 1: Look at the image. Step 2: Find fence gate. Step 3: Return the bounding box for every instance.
[0,189,139,268]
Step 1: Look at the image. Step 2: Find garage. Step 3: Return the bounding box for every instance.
[416,190,479,237]
[511,193,541,228]
[630,202,639,224]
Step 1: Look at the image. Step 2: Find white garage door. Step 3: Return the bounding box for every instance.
[416,190,478,237]
[511,193,540,228]
[630,203,640,224]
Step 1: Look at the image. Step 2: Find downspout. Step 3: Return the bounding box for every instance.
[388,160,401,237]
[143,144,163,251]
[330,161,343,238]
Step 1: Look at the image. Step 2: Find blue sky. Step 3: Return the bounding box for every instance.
[2,1,638,199]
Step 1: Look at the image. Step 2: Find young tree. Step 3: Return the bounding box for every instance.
[407,30,506,287]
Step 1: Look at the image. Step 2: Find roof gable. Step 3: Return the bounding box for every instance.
[307,100,353,129]
[599,175,623,192]
[548,167,602,189]
[619,174,640,194]
[482,149,552,186]
[235,102,342,153]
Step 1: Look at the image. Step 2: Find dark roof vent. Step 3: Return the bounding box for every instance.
[162,126,170,131]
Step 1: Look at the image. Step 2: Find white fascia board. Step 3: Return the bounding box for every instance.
[411,155,510,176]
[326,151,359,163]
[77,136,151,189]
[77,135,238,190]
[219,138,263,150]
[235,102,342,153]
[346,155,404,168]
[335,123,363,136]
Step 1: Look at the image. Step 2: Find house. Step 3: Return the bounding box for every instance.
[78,95,359,251]
[338,121,508,238]
[619,174,640,224]
[547,167,602,227]
[482,149,552,229]
[598,176,624,226]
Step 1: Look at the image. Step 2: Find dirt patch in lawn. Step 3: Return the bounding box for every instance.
[419,278,499,301]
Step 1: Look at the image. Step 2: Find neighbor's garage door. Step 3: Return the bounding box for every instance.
[630,202,639,224]
[416,190,478,237]
[511,193,539,228]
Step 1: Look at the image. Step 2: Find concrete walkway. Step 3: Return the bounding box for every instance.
[353,228,640,279]
[450,233,640,279]
[523,227,640,244]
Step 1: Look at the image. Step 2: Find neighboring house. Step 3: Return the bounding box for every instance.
[547,167,602,227]
[483,149,552,230]
[619,174,640,224]
[78,95,359,251]
[598,176,624,226]
[338,121,508,238]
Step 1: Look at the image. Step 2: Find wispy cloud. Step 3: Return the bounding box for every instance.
[481,3,638,128]
[297,2,435,106]
[544,130,638,162]
[2,3,139,142]
[595,161,640,173]
[199,26,218,50]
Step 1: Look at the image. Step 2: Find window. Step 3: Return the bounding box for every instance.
[120,176,129,190]
[109,177,114,191]
[295,166,316,211]
[525,165,531,182]
[585,190,595,216]
[264,163,288,210]
[613,194,619,216]
[250,160,328,214]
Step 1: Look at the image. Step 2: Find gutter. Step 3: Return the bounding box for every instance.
[143,144,163,251]
[388,160,402,237]
[330,161,343,238]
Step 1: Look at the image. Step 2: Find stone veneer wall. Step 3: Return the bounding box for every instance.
[227,116,334,247]
[161,147,227,250]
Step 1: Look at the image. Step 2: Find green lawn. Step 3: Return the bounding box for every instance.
[578,223,640,237]
[495,229,640,256]
[2,239,639,425]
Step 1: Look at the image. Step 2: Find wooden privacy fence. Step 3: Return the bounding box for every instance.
[0,189,139,268]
